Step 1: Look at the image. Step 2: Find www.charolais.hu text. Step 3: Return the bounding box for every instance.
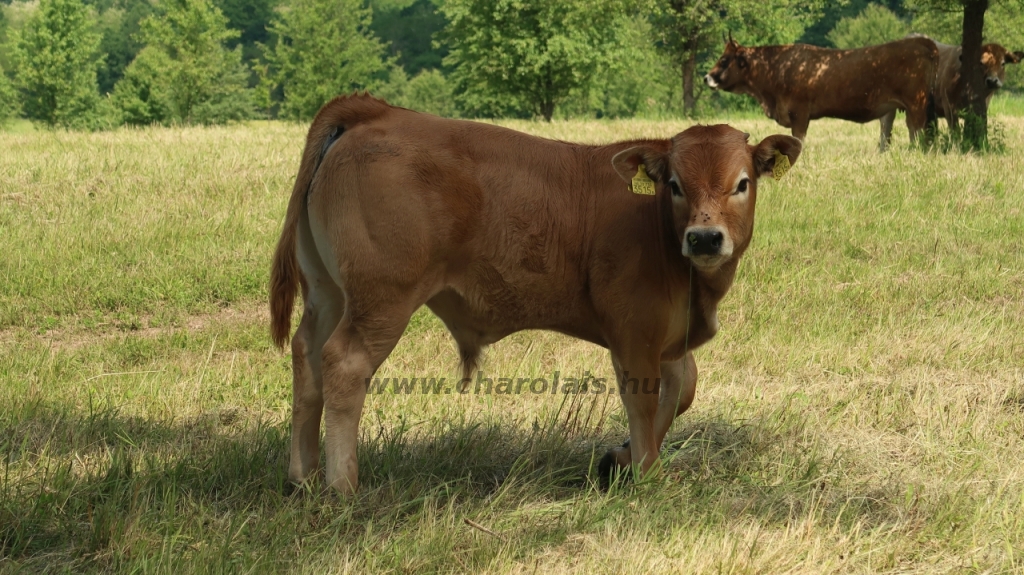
[365,371,665,395]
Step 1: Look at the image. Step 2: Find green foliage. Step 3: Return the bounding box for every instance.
[120,0,253,125]
[0,2,39,74]
[213,0,280,63]
[827,3,909,48]
[654,0,825,54]
[800,0,908,47]
[561,14,683,119]
[0,62,20,124]
[264,0,389,121]
[7,0,102,129]
[376,66,459,117]
[95,0,155,94]
[441,0,623,121]
[371,0,447,75]
[109,47,173,125]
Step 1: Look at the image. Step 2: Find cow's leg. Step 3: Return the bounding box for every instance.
[652,352,698,448]
[320,303,415,494]
[598,353,662,482]
[288,286,344,485]
[791,113,810,141]
[906,105,928,144]
[599,352,697,481]
[878,110,896,152]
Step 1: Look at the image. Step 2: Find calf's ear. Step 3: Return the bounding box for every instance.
[612,143,672,184]
[1007,51,1023,64]
[752,135,802,179]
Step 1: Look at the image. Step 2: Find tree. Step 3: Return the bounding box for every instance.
[650,0,826,115]
[264,0,389,120]
[109,46,174,125]
[827,3,910,48]
[559,13,683,119]
[8,0,102,128]
[440,0,623,121]
[128,0,253,124]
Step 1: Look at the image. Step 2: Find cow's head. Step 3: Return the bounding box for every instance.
[980,44,1021,90]
[612,125,802,271]
[705,39,750,91]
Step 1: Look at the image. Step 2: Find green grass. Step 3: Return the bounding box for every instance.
[2,114,1024,573]
[989,92,1024,117]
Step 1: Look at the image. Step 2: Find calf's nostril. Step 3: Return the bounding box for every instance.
[710,232,723,248]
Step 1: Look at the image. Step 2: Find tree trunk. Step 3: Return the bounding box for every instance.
[541,99,554,122]
[682,51,696,116]
[541,75,554,122]
[959,0,989,150]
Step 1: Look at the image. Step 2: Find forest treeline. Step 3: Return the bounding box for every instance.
[0,0,1021,128]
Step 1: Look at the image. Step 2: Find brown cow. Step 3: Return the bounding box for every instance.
[705,37,939,151]
[269,94,802,494]
[890,35,1023,134]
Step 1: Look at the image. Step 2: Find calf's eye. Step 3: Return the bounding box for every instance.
[669,181,682,197]
[734,178,749,194]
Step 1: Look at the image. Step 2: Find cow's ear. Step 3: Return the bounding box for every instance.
[612,143,671,184]
[1006,51,1022,64]
[752,135,802,179]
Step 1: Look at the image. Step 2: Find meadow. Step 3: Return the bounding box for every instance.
[2,102,1024,573]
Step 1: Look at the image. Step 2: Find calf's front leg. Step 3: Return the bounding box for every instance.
[598,353,663,482]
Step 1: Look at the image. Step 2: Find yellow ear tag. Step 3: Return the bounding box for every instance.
[772,150,791,181]
[631,164,656,195]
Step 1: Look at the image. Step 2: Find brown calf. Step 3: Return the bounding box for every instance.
[705,37,939,151]
[269,95,801,493]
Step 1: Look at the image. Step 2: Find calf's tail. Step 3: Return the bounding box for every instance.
[269,93,391,349]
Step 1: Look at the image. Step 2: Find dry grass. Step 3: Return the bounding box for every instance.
[2,112,1024,573]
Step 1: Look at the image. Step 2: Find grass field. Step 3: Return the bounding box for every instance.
[2,111,1024,574]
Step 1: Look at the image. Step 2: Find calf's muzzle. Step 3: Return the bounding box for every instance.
[686,228,724,256]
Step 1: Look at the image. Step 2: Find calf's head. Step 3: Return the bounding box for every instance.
[705,39,750,91]
[980,44,1021,90]
[612,125,801,271]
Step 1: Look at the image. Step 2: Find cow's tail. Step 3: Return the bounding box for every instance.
[269,93,391,349]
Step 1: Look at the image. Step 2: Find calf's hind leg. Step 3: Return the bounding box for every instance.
[320,304,415,494]
[288,288,343,485]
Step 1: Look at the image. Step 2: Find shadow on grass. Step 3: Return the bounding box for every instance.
[2,396,908,570]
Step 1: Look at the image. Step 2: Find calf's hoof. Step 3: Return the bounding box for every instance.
[597,439,632,489]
